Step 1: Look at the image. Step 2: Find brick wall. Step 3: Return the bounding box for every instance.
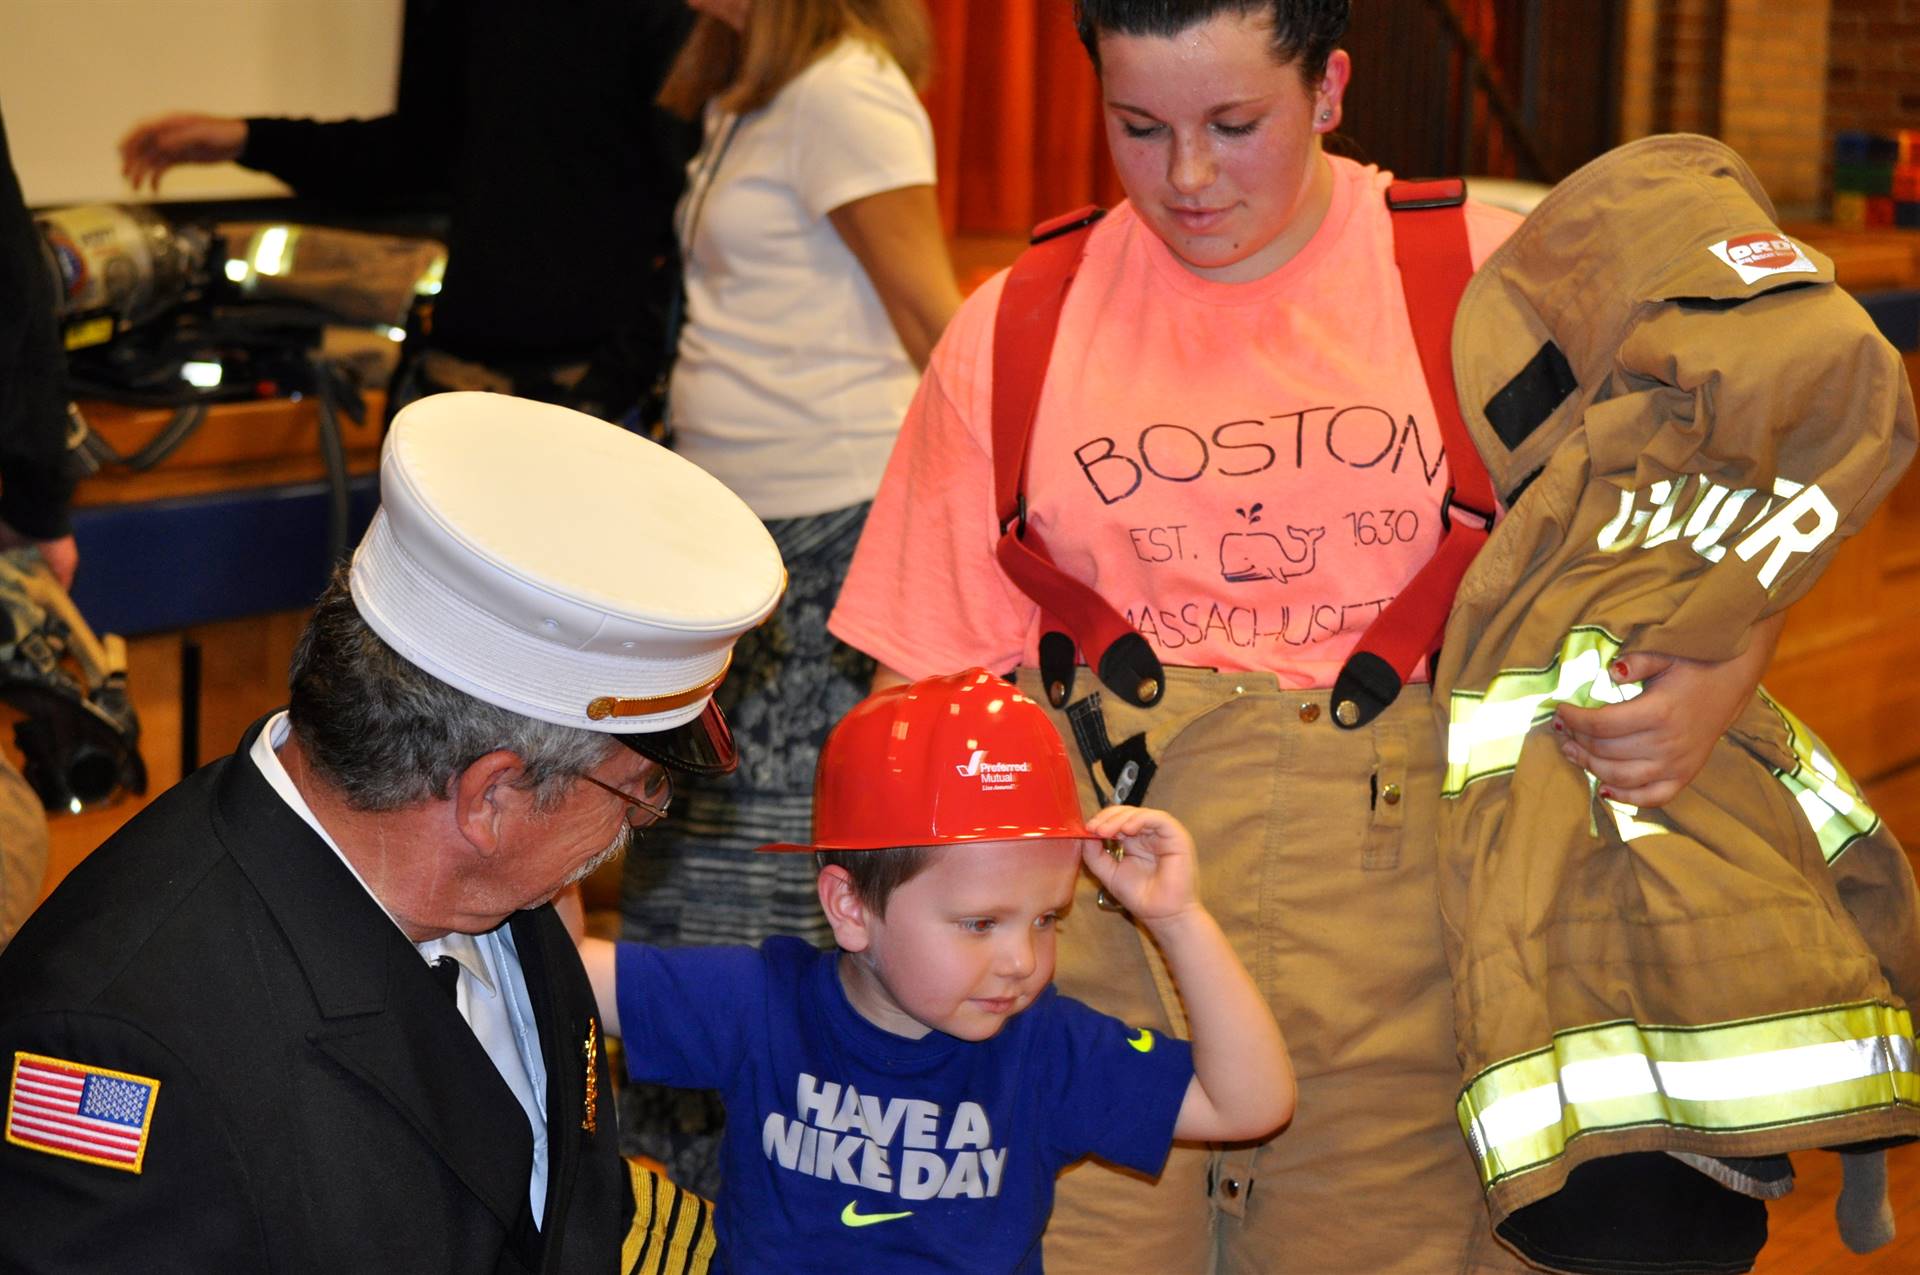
[1722,0,1831,214]
[1617,0,1837,216]
[1617,1,1724,139]
[1827,0,1920,160]
[1661,0,1728,136]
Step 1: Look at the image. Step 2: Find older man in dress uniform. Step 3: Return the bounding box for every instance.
[0,393,783,1272]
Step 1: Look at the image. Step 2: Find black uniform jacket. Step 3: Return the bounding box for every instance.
[0,718,629,1272]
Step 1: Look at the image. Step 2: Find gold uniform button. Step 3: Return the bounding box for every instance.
[1381,783,1402,806]
[1334,699,1360,727]
[1298,703,1321,724]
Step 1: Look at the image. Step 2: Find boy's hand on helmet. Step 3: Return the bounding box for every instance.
[1080,805,1199,923]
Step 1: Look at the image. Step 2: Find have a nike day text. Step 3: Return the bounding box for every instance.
[764,1074,1011,1202]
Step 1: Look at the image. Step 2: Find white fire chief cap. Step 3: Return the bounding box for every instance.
[348,392,785,773]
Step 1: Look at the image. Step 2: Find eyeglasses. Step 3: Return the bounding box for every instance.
[579,765,674,827]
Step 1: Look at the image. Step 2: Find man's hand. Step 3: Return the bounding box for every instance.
[118,114,247,192]
[1553,614,1786,808]
[1078,805,1199,923]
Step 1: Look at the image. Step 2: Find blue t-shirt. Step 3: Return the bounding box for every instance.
[615,936,1193,1273]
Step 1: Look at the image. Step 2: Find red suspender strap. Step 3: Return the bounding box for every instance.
[990,185,1490,727]
[991,206,1165,709]
[990,207,1101,542]
[1328,178,1494,729]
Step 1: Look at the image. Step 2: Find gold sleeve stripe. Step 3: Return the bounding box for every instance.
[623,1158,717,1275]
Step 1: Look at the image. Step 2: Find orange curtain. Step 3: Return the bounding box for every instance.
[1455,0,1513,177]
[920,1,1514,235]
[922,0,1122,237]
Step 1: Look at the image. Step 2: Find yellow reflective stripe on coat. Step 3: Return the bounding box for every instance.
[1456,1002,1920,1190]
[1444,628,1632,797]
[1757,690,1881,863]
[1446,633,1885,865]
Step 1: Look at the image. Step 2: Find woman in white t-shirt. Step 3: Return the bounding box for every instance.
[616,0,961,1191]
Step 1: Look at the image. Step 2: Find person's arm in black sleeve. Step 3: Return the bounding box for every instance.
[119,0,464,206]
[0,104,79,577]
[117,109,453,207]
[236,113,452,204]
[240,0,463,205]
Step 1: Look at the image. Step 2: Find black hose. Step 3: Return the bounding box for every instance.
[121,404,207,470]
[71,403,209,472]
[310,355,352,567]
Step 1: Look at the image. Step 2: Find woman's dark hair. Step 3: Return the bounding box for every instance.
[1073,0,1349,82]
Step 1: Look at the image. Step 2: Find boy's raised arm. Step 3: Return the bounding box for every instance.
[578,938,621,1037]
[557,886,623,1036]
[1080,806,1297,1143]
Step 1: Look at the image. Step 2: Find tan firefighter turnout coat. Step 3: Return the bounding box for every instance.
[1434,134,1920,1234]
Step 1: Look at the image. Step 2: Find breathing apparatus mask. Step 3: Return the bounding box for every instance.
[0,205,190,812]
[12,208,447,813]
[18,205,449,809]
[0,549,145,812]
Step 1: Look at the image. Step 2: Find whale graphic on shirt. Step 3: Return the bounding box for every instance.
[1220,526,1326,583]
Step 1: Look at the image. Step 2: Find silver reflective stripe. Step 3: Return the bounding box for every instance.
[1657,1034,1914,1100]
[1459,1004,1920,1190]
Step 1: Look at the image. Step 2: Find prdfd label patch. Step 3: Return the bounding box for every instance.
[1709,232,1818,285]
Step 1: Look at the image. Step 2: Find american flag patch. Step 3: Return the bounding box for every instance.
[6,1051,160,1173]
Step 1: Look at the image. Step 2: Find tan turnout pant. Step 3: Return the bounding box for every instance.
[1021,668,1535,1274]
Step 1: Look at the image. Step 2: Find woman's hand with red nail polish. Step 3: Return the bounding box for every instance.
[1553,614,1786,807]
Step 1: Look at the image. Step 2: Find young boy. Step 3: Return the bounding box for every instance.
[578,669,1294,1273]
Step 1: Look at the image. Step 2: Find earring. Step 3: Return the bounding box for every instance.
[1319,110,1332,123]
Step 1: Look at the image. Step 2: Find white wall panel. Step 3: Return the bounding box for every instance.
[1,0,402,206]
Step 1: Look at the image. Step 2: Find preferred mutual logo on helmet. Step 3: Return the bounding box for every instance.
[759,668,1090,853]
[955,749,1030,792]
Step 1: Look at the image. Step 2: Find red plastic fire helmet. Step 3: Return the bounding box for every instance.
[759,668,1092,852]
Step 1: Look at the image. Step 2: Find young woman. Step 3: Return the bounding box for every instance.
[830,2,1782,1270]
[617,0,963,1193]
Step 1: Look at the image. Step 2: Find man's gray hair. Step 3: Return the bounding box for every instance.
[287,570,617,812]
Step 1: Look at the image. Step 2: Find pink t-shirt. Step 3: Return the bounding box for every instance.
[831,157,1521,688]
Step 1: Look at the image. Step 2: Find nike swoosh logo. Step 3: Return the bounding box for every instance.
[841,1201,914,1228]
[1128,1027,1155,1053]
